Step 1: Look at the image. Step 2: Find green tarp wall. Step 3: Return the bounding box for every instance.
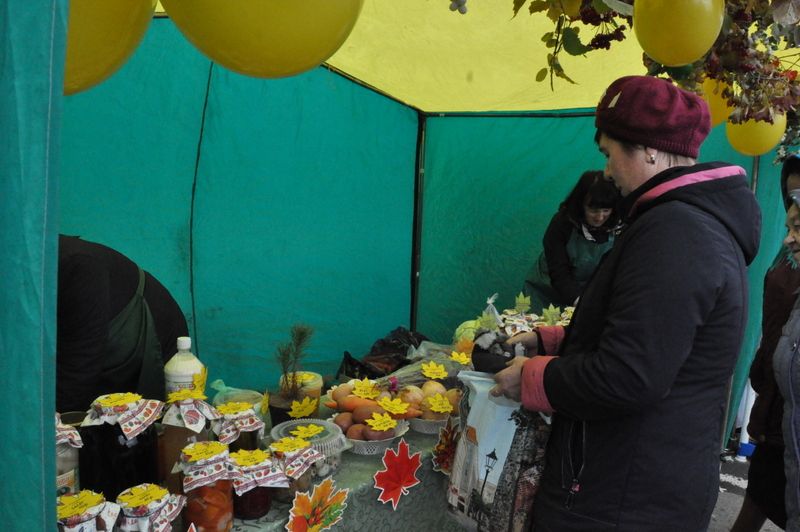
[1,0,64,528]
[6,14,788,526]
[60,20,418,391]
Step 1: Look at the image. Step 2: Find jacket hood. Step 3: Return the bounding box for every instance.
[619,162,762,265]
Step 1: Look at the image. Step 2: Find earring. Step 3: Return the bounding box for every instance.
[647,153,656,164]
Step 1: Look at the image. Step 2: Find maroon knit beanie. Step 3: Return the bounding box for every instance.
[595,76,711,159]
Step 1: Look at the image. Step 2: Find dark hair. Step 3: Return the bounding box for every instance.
[560,170,621,228]
[594,129,641,153]
[781,156,800,210]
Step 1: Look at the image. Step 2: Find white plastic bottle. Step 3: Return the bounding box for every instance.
[164,336,205,393]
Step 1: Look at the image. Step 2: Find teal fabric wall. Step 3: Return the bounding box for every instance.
[0,0,65,527]
[60,19,418,393]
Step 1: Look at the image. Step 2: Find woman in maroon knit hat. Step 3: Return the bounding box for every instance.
[494,75,761,531]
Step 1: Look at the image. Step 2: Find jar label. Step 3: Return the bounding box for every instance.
[56,468,78,497]
[118,483,168,508]
[96,392,141,408]
[230,449,271,467]
[183,441,228,463]
[57,490,104,520]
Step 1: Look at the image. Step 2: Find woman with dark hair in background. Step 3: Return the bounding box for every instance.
[732,154,800,532]
[524,170,621,308]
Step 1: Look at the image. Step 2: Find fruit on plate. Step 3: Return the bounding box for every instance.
[363,426,395,441]
[331,383,354,403]
[333,412,354,433]
[346,424,367,440]
[352,404,386,424]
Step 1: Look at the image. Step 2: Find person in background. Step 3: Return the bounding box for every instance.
[492,75,761,530]
[523,170,620,308]
[772,189,800,531]
[731,155,800,531]
[57,234,189,412]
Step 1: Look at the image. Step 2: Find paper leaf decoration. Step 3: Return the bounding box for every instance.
[478,311,499,331]
[421,361,447,380]
[373,438,422,510]
[166,387,206,403]
[541,304,562,326]
[377,396,409,415]
[427,393,453,414]
[432,417,460,475]
[286,477,349,532]
[192,366,208,394]
[117,484,168,507]
[449,351,471,365]
[271,437,309,454]
[217,402,252,416]
[514,292,531,314]
[260,391,270,417]
[352,378,380,399]
[289,397,318,418]
[365,413,398,431]
[291,424,325,439]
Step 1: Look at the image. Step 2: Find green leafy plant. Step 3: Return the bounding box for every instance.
[276,324,314,400]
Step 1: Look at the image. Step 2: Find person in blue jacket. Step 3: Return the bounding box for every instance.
[524,170,621,308]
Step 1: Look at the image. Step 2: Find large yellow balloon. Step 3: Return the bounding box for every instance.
[726,114,787,157]
[160,0,364,78]
[701,78,734,128]
[65,0,157,95]
[634,0,724,66]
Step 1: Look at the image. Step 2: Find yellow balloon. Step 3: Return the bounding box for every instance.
[726,113,788,157]
[634,0,724,66]
[701,78,733,128]
[160,0,364,78]
[64,0,157,95]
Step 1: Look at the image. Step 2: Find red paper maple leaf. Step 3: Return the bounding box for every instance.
[373,438,422,510]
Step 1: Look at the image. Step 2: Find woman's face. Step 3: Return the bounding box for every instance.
[597,133,647,196]
[583,202,613,228]
[786,173,800,200]
[784,204,800,263]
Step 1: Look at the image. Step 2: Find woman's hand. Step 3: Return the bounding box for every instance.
[506,331,539,352]
[490,356,528,402]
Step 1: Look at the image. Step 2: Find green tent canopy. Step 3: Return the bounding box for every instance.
[4,4,784,528]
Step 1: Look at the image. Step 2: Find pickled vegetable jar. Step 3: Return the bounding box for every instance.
[115,483,185,531]
[56,413,83,497]
[179,441,235,532]
[57,490,121,532]
[160,389,220,492]
[212,402,264,452]
[78,393,163,500]
[230,449,281,520]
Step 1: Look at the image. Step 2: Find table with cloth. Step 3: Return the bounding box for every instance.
[231,429,462,531]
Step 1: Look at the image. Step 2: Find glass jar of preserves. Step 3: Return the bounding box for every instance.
[115,483,186,531]
[79,393,163,501]
[229,449,277,520]
[212,402,264,452]
[179,441,234,532]
[56,413,83,497]
[268,438,323,503]
[159,389,220,493]
[57,490,121,532]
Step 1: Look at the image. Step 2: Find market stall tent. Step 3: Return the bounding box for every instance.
[3,2,786,528]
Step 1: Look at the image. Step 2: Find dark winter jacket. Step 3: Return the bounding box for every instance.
[57,235,189,412]
[530,163,761,531]
[748,254,800,446]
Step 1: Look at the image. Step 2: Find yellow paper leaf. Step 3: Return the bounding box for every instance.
[421,361,448,380]
[217,402,253,416]
[96,392,141,407]
[57,490,105,520]
[182,441,228,463]
[377,396,410,415]
[289,396,318,418]
[449,351,471,365]
[117,484,168,508]
[352,378,380,399]
[167,388,206,403]
[291,424,325,439]
[365,412,398,431]
[270,436,309,453]
[192,366,208,394]
[427,393,454,414]
[260,391,270,416]
[230,449,271,467]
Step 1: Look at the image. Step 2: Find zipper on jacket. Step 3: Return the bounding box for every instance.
[789,338,800,516]
[563,420,587,510]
